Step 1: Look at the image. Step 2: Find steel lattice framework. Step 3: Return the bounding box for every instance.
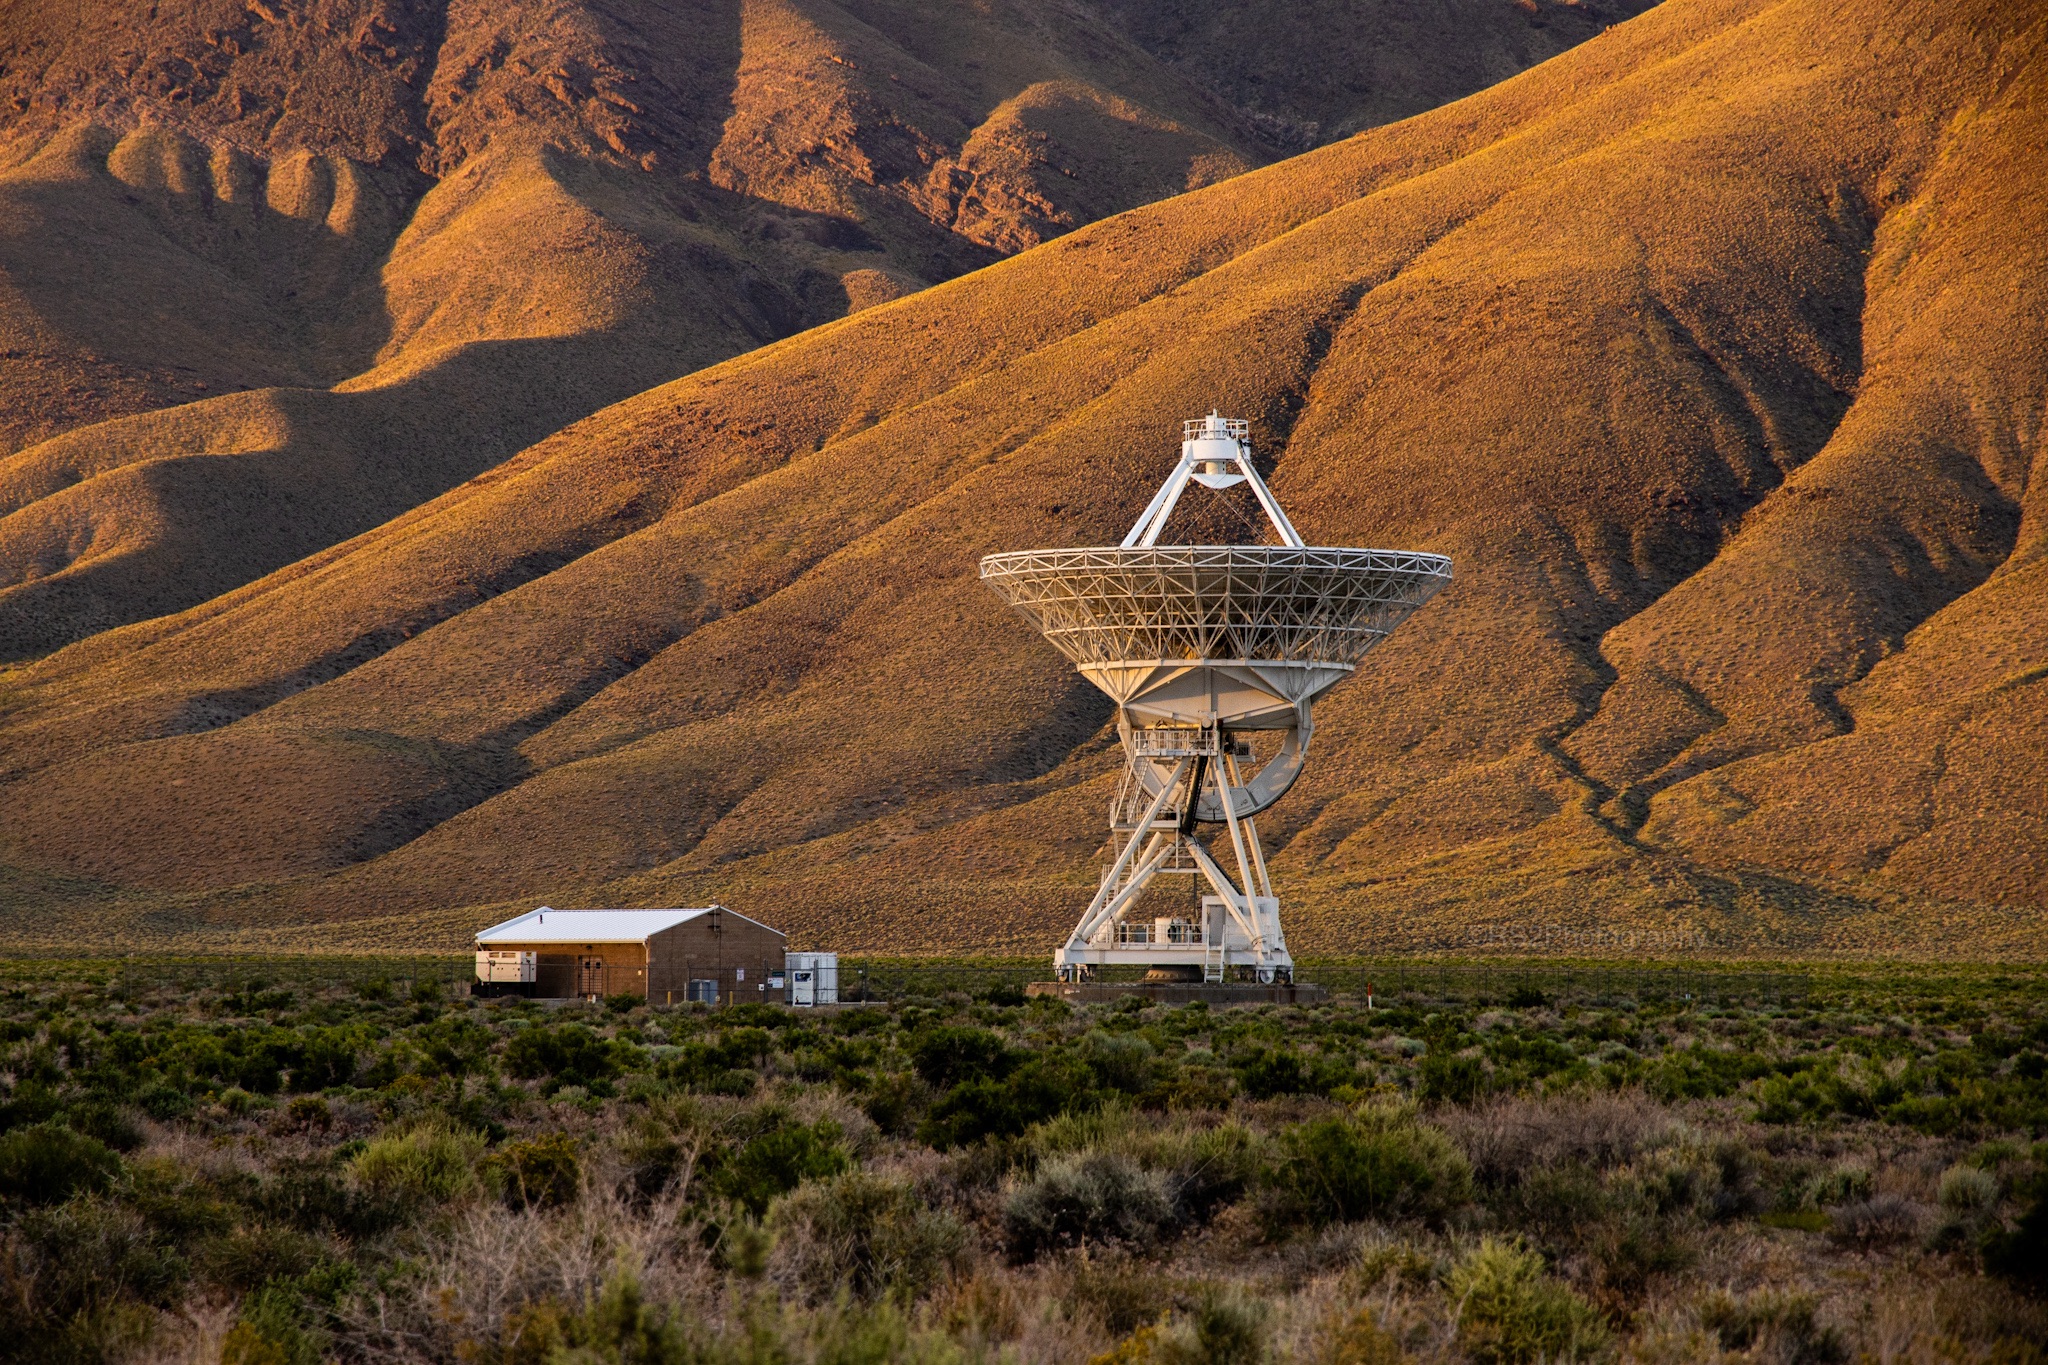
[979,413,1453,986]
[979,545,1451,668]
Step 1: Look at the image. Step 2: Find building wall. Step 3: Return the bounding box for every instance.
[647,910,785,1007]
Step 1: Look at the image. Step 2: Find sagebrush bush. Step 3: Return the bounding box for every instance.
[918,1053,1097,1149]
[349,1117,486,1205]
[488,1132,581,1209]
[1418,1052,1489,1105]
[1442,1092,1673,1189]
[1004,1150,1176,1260]
[1449,1238,1608,1364]
[1828,1192,1923,1245]
[1025,1106,1261,1224]
[0,1122,120,1206]
[1697,1290,1845,1365]
[502,1022,629,1092]
[0,1198,186,1351]
[1937,1163,1998,1214]
[769,1169,968,1301]
[1268,1104,1471,1225]
[710,1117,849,1217]
[1083,1030,1162,1095]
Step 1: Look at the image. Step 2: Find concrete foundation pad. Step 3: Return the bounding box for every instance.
[1026,980,1328,1006]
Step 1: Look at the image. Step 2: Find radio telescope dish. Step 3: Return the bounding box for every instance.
[981,413,1452,985]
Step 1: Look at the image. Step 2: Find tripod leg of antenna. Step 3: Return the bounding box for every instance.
[1222,753,1276,900]
[1214,757,1258,909]
[1056,756,1187,975]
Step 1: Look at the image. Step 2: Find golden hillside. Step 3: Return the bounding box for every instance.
[0,0,2041,957]
[0,0,1633,660]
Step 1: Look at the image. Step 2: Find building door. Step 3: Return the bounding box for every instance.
[577,956,606,998]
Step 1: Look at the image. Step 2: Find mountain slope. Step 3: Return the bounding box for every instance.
[0,0,2041,955]
[0,0,1636,660]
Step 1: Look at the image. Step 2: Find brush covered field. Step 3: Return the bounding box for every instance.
[0,959,2043,1363]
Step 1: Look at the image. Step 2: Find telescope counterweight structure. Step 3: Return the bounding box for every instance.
[981,414,1452,985]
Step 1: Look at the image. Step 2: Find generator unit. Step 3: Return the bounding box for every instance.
[475,949,536,983]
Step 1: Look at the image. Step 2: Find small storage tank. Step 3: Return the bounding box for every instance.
[785,952,839,1006]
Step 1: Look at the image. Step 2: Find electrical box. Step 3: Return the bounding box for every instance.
[785,952,838,1006]
[475,950,535,983]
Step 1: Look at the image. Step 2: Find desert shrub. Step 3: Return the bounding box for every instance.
[1643,1044,1771,1101]
[861,1072,925,1137]
[1618,1136,1764,1222]
[1418,1052,1489,1105]
[223,1280,329,1365]
[1800,1165,1871,1209]
[1098,1290,1271,1365]
[0,1082,62,1132]
[1155,1064,1237,1111]
[1023,1107,1260,1225]
[1984,1176,2048,1293]
[349,1117,486,1205]
[1938,1163,1999,1215]
[1004,1151,1176,1260]
[1444,1092,1673,1189]
[1488,1160,1611,1236]
[501,1023,626,1091]
[1028,1099,1144,1159]
[1179,1291,1271,1365]
[200,1222,328,1294]
[1448,1238,1607,1364]
[663,1044,757,1096]
[488,1132,581,1209]
[1586,1212,1696,1310]
[1234,1047,1316,1099]
[60,1099,143,1152]
[1828,1192,1923,1246]
[911,1026,1015,1090]
[3,1199,187,1345]
[1482,1032,1582,1091]
[1085,1030,1162,1095]
[770,1169,969,1301]
[919,1054,1097,1149]
[1268,1104,1471,1225]
[1315,1306,1409,1365]
[1160,1122,1264,1221]
[475,1266,688,1365]
[0,1122,120,1205]
[134,1082,195,1121]
[257,1157,407,1240]
[1697,1290,1846,1364]
[711,1118,849,1217]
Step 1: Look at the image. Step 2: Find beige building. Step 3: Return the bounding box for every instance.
[474,906,786,1005]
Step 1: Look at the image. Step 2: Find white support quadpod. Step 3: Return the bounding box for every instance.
[981,413,1453,985]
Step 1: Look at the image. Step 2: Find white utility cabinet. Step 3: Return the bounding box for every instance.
[785,952,838,1006]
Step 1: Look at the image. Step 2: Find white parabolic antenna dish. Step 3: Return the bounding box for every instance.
[980,414,1452,984]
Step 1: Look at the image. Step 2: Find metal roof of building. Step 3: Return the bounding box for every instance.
[474,906,781,945]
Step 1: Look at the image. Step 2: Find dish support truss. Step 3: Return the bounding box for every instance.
[978,413,1454,984]
[1064,720,1294,983]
